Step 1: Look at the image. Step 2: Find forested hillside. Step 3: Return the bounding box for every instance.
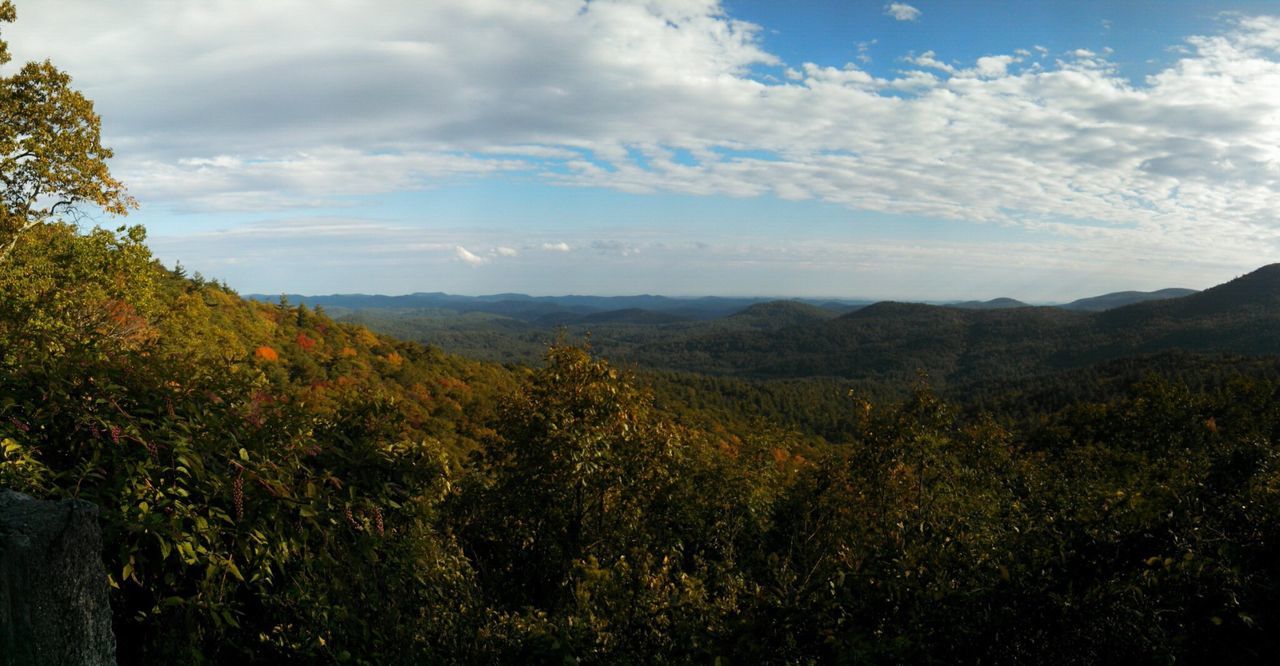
[6,222,1280,663]
[622,265,1280,389]
[321,285,1199,371]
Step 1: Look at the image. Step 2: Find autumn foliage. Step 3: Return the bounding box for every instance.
[4,225,1280,662]
[3,5,1280,660]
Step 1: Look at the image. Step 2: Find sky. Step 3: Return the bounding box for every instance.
[6,0,1280,300]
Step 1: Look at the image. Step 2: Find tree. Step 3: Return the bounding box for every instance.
[0,1,133,260]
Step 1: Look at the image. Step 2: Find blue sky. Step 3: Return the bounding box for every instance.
[7,0,1280,300]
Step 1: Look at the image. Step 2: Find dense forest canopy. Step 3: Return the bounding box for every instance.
[4,3,1280,664]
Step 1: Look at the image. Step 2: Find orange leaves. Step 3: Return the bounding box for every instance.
[384,351,404,367]
[436,376,471,394]
[97,298,156,347]
[296,333,317,351]
[339,346,357,358]
[254,346,279,362]
[355,328,380,348]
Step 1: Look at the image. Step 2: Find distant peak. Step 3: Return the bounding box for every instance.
[947,297,1030,310]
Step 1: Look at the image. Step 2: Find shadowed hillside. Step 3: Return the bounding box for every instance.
[727,300,841,328]
[623,265,1280,387]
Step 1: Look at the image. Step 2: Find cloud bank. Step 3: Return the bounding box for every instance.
[7,0,1280,275]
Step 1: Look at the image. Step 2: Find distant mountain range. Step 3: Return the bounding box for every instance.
[247,292,875,322]
[944,289,1201,311]
[248,277,1223,375]
[248,284,1197,322]
[1058,288,1198,311]
[623,266,1280,386]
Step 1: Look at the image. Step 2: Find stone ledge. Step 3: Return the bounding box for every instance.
[0,489,116,666]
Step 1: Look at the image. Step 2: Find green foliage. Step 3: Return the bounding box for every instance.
[6,222,1280,662]
[453,343,789,662]
[0,223,506,661]
[0,2,134,258]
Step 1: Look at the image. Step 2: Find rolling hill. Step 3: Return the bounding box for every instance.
[948,297,1031,309]
[1059,288,1197,311]
[622,265,1280,387]
[726,300,841,329]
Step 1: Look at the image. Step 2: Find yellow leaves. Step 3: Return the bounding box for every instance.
[0,2,12,66]
[355,328,380,348]
[384,351,404,367]
[339,345,357,358]
[1,17,133,259]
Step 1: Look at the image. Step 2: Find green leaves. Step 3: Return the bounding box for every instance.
[6,202,1280,662]
[0,7,134,260]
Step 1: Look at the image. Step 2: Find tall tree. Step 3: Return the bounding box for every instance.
[0,1,133,260]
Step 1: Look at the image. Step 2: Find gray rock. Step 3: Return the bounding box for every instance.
[0,489,116,665]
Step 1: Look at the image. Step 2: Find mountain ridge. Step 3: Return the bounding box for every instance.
[620,265,1280,387]
[1060,288,1197,312]
[249,281,1199,319]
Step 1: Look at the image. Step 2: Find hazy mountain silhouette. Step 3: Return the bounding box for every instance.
[948,297,1031,310]
[1059,288,1197,312]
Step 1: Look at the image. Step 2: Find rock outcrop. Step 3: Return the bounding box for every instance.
[0,490,115,665]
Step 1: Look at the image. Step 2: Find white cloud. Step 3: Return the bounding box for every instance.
[122,149,527,212]
[884,3,922,21]
[455,245,488,266]
[905,50,955,73]
[541,242,572,252]
[857,39,877,64]
[973,55,1016,78]
[591,240,641,256]
[7,2,1280,275]
[495,246,519,257]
